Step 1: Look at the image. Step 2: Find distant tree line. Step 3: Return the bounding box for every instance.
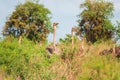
[2,0,120,44]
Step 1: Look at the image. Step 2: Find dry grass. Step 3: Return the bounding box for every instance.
[1,39,120,80]
[46,40,119,80]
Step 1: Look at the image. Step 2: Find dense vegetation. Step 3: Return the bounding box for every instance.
[0,37,58,80]
[1,37,120,80]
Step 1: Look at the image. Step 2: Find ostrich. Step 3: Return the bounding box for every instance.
[46,22,60,56]
[71,27,85,56]
[71,27,85,48]
[71,27,77,48]
[99,46,120,58]
[53,22,58,50]
[113,46,120,57]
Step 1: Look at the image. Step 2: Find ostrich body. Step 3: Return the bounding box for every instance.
[99,46,120,57]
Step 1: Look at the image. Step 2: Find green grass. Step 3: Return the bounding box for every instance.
[0,38,120,80]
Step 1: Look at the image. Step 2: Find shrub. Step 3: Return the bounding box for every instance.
[0,38,57,80]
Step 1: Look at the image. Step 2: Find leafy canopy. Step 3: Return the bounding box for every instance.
[3,1,52,42]
[77,0,114,43]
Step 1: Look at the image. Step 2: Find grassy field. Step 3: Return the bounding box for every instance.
[0,37,120,80]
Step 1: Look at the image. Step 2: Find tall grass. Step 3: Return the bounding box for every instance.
[0,37,120,80]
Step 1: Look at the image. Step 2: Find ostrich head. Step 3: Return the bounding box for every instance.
[53,22,59,27]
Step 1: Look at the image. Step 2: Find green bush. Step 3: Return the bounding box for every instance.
[0,38,57,80]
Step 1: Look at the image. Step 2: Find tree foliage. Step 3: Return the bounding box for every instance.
[3,1,52,43]
[114,21,120,42]
[77,0,114,43]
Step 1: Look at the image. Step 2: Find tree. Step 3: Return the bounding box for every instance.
[114,21,120,42]
[77,0,114,43]
[3,1,52,43]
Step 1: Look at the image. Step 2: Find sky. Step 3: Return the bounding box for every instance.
[0,0,120,42]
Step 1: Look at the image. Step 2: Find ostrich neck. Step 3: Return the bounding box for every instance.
[53,26,56,50]
[71,30,74,47]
